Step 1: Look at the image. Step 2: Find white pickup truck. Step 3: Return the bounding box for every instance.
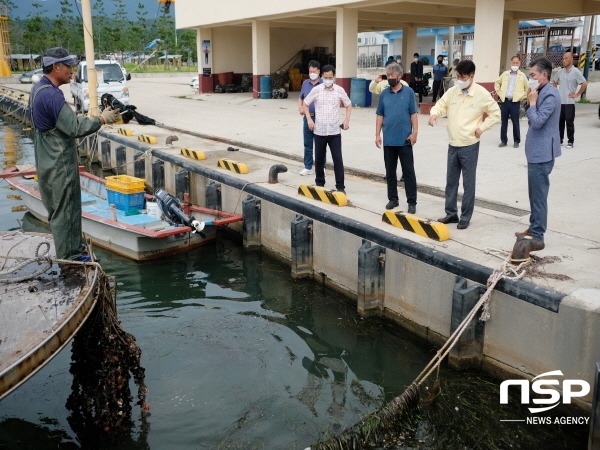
[70,60,131,113]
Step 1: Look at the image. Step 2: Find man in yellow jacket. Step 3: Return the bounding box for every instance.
[369,74,408,94]
[429,60,500,230]
[494,56,529,148]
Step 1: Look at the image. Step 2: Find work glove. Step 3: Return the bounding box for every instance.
[100,107,121,125]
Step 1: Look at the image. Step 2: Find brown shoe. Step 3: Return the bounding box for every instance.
[515,229,532,237]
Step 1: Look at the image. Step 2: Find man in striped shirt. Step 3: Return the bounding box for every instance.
[303,65,352,193]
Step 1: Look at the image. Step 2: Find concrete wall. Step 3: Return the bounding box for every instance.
[270,28,335,72]
[212,26,252,73]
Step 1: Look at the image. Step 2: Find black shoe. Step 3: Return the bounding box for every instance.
[499,142,507,148]
[335,189,346,195]
[457,220,470,230]
[399,176,405,182]
[386,199,399,209]
[438,214,459,224]
[513,142,519,148]
[407,203,416,214]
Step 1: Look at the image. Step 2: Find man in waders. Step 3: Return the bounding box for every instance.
[30,47,121,269]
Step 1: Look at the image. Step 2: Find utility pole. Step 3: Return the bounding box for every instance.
[581,16,591,53]
[81,0,99,118]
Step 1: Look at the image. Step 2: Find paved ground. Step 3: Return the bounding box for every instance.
[5,76,600,299]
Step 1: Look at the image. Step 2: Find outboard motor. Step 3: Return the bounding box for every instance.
[154,189,207,238]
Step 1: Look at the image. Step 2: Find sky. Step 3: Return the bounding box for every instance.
[10,0,171,20]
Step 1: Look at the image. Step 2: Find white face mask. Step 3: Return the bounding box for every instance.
[456,79,470,90]
[528,79,540,90]
[414,58,418,62]
[511,65,519,72]
[309,72,319,80]
[323,78,334,87]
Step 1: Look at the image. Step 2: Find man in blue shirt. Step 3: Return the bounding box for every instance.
[432,55,448,102]
[375,63,419,212]
[297,60,323,176]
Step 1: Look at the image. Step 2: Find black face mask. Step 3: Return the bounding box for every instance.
[388,78,398,87]
[438,60,443,64]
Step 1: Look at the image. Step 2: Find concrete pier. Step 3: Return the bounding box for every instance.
[1,78,599,411]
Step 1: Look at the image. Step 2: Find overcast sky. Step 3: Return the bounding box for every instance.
[12,0,171,20]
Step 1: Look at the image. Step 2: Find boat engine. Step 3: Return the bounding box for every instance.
[154,189,207,238]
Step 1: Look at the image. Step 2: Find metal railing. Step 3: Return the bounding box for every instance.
[518,53,563,68]
[358,54,384,69]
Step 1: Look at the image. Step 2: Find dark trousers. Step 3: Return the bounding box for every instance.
[411,80,423,103]
[445,142,479,222]
[302,115,315,169]
[500,100,521,144]
[432,79,443,102]
[384,145,417,204]
[559,104,575,144]
[314,134,344,190]
[527,159,554,241]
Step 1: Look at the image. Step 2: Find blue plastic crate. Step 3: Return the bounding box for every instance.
[106,189,145,211]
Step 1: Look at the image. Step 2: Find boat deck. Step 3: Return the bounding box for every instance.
[0,232,97,399]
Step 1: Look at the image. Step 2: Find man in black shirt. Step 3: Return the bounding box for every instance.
[410,53,424,103]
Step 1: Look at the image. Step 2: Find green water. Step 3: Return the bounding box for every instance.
[0,115,589,449]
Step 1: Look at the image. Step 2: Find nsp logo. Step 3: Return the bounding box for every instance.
[500,370,590,413]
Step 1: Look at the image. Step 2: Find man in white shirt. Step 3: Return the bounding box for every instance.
[303,65,352,193]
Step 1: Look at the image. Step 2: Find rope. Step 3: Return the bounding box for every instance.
[412,253,529,388]
[0,245,101,284]
[112,148,154,170]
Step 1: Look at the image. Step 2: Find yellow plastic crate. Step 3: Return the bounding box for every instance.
[105,175,146,194]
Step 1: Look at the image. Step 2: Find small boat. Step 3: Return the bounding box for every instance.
[4,167,243,260]
[0,231,99,400]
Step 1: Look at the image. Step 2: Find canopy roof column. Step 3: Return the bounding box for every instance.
[472,0,505,88]
[196,27,213,94]
[252,19,270,99]
[402,26,418,68]
[500,19,520,72]
[335,7,358,93]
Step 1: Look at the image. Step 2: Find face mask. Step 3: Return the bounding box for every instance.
[511,65,519,72]
[528,79,540,90]
[323,79,334,87]
[388,78,398,87]
[309,73,319,80]
[456,79,470,90]
[438,60,443,64]
[414,58,418,62]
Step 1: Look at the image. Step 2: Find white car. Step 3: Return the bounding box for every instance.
[191,76,199,90]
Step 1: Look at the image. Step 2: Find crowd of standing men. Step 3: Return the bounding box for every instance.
[297,51,588,252]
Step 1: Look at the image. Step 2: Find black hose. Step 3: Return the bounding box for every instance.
[268,164,287,184]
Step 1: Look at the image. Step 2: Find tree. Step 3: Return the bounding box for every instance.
[177,29,196,65]
[22,3,49,58]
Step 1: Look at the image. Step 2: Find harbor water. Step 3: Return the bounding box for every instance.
[0,115,589,449]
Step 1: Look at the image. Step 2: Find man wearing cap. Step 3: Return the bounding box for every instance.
[30,47,121,266]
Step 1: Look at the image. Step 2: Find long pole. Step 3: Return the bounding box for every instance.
[81,0,99,118]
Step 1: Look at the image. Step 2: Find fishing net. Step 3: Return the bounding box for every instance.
[66,269,149,444]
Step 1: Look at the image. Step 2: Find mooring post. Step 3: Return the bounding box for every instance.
[242,195,261,249]
[134,152,145,179]
[291,215,313,278]
[205,181,222,211]
[151,160,164,192]
[175,170,189,201]
[115,145,126,175]
[100,139,111,170]
[589,362,600,450]
[449,277,486,370]
[357,240,386,315]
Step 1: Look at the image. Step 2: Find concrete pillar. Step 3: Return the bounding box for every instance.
[448,26,455,62]
[335,7,358,94]
[402,26,418,75]
[205,181,222,211]
[500,19,520,72]
[242,196,261,248]
[196,27,213,93]
[472,0,505,88]
[434,33,443,61]
[357,240,385,315]
[252,20,270,99]
[291,215,313,279]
